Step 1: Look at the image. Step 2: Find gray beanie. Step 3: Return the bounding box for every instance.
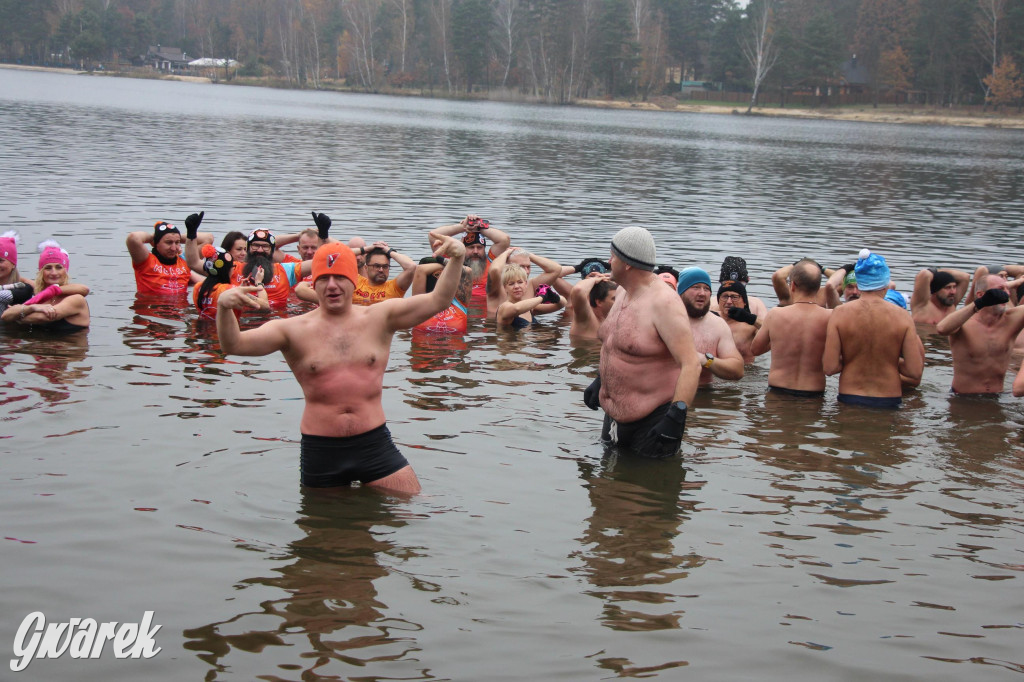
[610,226,656,271]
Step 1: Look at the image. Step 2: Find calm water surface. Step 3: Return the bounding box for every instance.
[1,69,1023,681]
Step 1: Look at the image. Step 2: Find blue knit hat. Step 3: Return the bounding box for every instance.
[854,249,890,291]
[676,267,712,294]
[884,289,908,309]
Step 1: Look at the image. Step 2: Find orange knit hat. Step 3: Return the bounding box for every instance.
[312,243,358,286]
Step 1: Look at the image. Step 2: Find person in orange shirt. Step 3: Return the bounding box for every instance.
[411,256,473,335]
[351,242,417,305]
[127,215,212,296]
[193,245,268,319]
[185,212,326,305]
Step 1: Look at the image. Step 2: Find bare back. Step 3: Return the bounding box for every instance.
[599,282,684,422]
[824,296,921,398]
[762,303,831,392]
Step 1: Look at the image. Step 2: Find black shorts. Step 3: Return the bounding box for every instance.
[300,424,410,487]
[600,402,678,458]
[768,385,826,398]
[837,393,901,409]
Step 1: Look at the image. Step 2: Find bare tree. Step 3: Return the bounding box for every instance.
[742,0,780,113]
[494,0,521,87]
[431,0,454,93]
[976,0,1006,100]
[345,0,382,90]
[388,0,411,73]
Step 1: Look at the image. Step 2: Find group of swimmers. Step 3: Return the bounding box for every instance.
[2,215,1023,491]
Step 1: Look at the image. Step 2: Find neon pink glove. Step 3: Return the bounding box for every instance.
[24,284,62,305]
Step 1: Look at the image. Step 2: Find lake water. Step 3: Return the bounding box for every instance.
[1,68,1023,681]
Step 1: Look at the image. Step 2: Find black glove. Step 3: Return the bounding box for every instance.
[574,258,600,274]
[538,285,561,304]
[0,282,33,305]
[184,211,204,240]
[975,288,1009,310]
[311,212,331,240]
[633,402,687,458]
[583,375,601,410]
[840,263,854,274]
[727,307,758,325]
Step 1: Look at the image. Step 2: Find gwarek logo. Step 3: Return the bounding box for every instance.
[10,611,161,672]
[326,253,339,269]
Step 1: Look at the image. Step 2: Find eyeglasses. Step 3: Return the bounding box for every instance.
[368,263,391,271]
[720,293,744,302]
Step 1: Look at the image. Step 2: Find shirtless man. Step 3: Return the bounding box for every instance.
[823,250,924,408]
[827,264,860,304]
[676,267,744,386]
[718,281,760,363]
[569,273,617,339]
[771,260,838,308]
[215,236,466,492]
[935,274,1024,394]
[751,259,832,396]
[584,227,700,458]
[910,267,970,325]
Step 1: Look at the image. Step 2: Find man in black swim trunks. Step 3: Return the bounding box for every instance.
[216,235,467,493]
[751,259,831,397]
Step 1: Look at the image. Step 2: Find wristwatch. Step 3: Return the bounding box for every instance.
[703,352,714,369]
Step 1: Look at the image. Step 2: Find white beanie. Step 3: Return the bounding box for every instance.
[610,226,656,271]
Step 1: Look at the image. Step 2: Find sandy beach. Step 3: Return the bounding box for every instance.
[4,62,1023,129]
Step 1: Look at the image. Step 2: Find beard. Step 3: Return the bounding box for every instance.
[684,298,710,319]
[467,256,486,280]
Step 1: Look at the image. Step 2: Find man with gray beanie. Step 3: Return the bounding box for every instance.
[582,226,700,458]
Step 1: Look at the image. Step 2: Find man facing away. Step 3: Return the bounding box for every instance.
[910,267,970,325]
[585,227,700,458]
[215,235,467,493]
[823,250,924,408]
[751,259,832,397]
[936,274,1024,394]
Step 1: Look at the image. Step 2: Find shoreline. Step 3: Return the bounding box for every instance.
[5,62,1023,130]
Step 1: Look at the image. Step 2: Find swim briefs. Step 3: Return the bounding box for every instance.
[768,385,825,398]
[300,424,410,487]
[600,402,678,458]
[837,393,901,409]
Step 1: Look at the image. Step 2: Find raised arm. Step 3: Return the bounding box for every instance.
[411,261,444,296]
[125,231,154,265]
[529,252,563,287]
[383,236,466,332]
[749,309,773,356]
[909,268,934,312]
[570,275,604,327]
[772,265,793,306]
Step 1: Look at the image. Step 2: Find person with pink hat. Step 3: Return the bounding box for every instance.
[0,231,36,313]
[1,240,90,332]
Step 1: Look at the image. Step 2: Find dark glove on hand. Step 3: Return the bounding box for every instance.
[975,288,1009,310]
[727,307,758,325]
[583,375,601,410]
[311,212,331,240]
[538,284,561,304]
[634,402,687,458]
[184,211,204,240]
[840,263,854,274]
[574,258,600,274]
[0,282,33,305]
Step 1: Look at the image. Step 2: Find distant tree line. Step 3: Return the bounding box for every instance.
[1,0,1022,107]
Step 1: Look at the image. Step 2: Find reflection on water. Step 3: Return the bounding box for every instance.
[183,490,428,680]
[1,69,1023,680]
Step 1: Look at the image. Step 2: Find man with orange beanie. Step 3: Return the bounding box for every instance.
[215,234,467,493]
